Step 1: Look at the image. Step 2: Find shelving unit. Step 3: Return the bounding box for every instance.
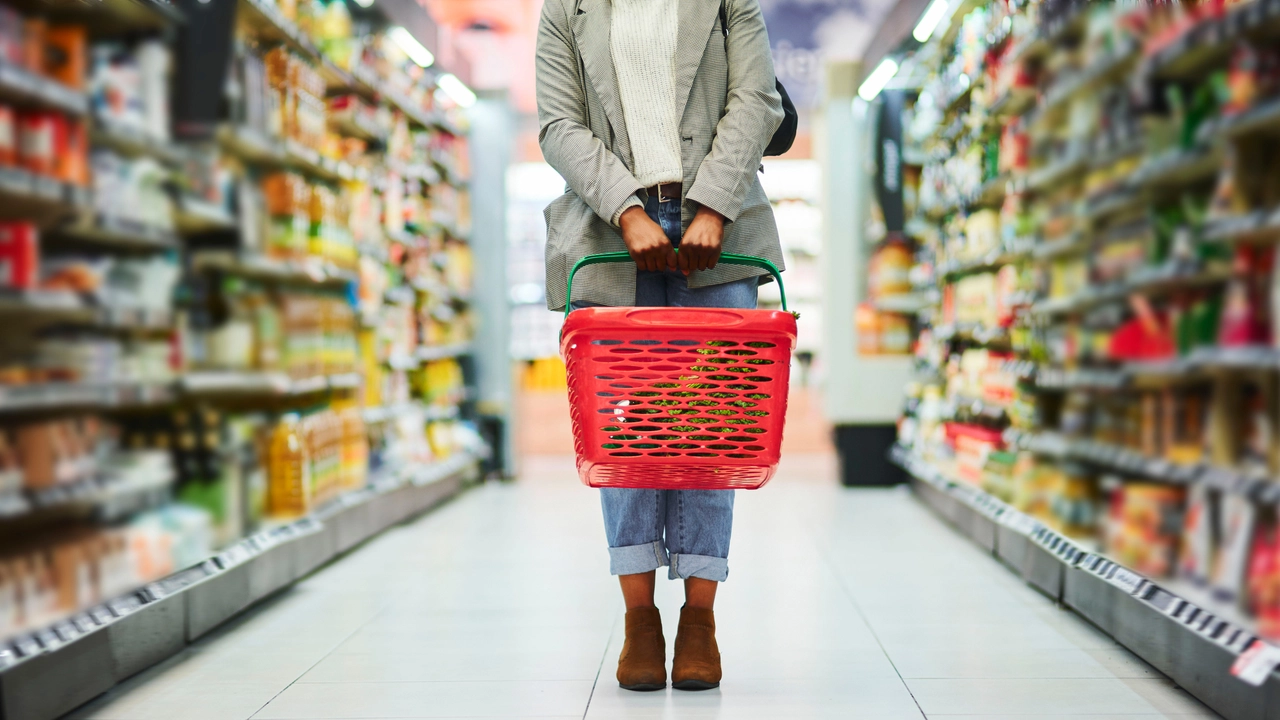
[864,0,1280,715]
[0,0,480,713]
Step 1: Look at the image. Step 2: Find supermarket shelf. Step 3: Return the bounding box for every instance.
[8,463,176,523]
[1012,427,1280,502]
[934,322,1009,346]
[363,402,459,424]
[217,125,365,183]
[191,252,358,288]
[988,85,1036,119]
[415,342,473,362]
[0,167,90,226]
[0,292,172,331]
[873,291,937,314]
[1032,42,1137,126]
[387,159,441,185]
[0,381,174,414]
[329,114,386,144]
[1029,264,1231,317]
[0,61,88,115]
[1130,145,1221,192]
[327,373,361,390]
[936,0,982,50]
[180,371,360,397]
[381,86,440,132]
[1011,431,1203,486]
[1202,207,1280,246]
[1220,95,1280,138]
[91,122,184,165]
[174,195,237,235]
[1146,0,1280,82]
[1084,188,1144,225]
[1026,150,1088,193]
[4,0,183,33]
[1032,233,1089,260]
[937,241,1031,280]
[947,395,1007,423]
[1030,346,1280,391]
[890,446,1280,719]
[1031,365,1129,391]
[232,0,453,134]
[51,216,180,252]
[0,451,482,720]
[235,0,358,93]
[941,75,975,115]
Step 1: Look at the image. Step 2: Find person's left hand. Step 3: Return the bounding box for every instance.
[678,206,725,275]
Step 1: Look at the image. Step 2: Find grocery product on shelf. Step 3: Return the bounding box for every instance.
[881,0,1280,645]
[0,0,479,662]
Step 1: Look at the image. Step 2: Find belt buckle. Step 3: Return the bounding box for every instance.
[657,183,676,203]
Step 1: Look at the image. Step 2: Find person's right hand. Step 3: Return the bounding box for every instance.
[619,206,677,272]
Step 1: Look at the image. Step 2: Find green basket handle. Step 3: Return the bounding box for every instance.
[564,251,787,319]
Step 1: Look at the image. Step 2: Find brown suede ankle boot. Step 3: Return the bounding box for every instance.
[672,605,721,690]
[616,606,666,691]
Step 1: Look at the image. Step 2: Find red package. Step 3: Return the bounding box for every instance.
[58,118,86,185]
[0,223,39,290]
[0,105,14,166]
[18,111,59,176]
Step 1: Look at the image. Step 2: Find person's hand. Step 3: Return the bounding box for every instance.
[678,206,724,275]
[619,206,677,272]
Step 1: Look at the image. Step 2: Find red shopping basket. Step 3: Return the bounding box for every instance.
[560,252,797,490]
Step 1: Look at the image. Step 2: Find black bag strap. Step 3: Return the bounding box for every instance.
[720,0,728,37]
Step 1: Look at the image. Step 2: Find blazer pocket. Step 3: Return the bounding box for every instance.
[543,191,580,250]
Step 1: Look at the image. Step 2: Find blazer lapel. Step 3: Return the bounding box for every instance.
[571,0,627,140]
[674,0,720,123]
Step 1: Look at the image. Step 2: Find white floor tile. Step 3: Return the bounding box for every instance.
[68,682,283,720]
[251,680,595,718]
[56,453,1224,720]
[907,677,1171,715]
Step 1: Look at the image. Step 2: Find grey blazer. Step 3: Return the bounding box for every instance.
[536,0,786,311]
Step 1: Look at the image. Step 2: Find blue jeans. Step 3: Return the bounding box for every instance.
[601,194,757,582]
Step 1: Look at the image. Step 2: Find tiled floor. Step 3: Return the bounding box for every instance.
[68,453,1222,719]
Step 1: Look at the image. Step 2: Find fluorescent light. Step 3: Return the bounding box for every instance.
[912,0,951,42]
[352,0,373,7]
[388,26,434,67]
[436,73,476,108]
[857,58,899,101]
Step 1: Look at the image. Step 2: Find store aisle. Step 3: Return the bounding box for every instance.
[68,454,1219,719]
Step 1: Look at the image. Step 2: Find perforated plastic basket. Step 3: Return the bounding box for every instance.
[560,252,797,490]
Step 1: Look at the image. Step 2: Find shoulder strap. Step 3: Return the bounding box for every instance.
[719,0,728,37]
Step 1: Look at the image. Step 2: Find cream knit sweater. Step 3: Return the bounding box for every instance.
[610,0,683,191]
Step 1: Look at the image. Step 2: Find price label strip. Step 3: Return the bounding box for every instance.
[1231,640,1280,687]
[1106,566,1146,595]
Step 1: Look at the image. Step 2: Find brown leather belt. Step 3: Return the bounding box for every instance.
[646,182,682,203]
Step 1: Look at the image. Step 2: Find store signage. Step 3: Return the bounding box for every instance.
[760,0,895,109]
[874,90,905,233]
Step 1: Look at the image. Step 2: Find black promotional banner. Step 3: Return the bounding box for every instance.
[874,90,905,233]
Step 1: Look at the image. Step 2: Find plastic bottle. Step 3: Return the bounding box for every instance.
[267,414,310,517]
[339,404,367,489]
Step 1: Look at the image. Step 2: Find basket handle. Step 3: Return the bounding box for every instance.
[564,251,787,318]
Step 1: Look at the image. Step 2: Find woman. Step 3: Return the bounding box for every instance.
[536,0,784,692]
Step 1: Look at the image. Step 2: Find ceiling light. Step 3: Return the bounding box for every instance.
[912,0,951,42]
[857,58,899,102]
[437,73,476,108]
[388,26,434,67]
[352,0,374,8]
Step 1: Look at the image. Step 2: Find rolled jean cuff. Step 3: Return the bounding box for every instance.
[669,553,729,582]
[609,541,668,576]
